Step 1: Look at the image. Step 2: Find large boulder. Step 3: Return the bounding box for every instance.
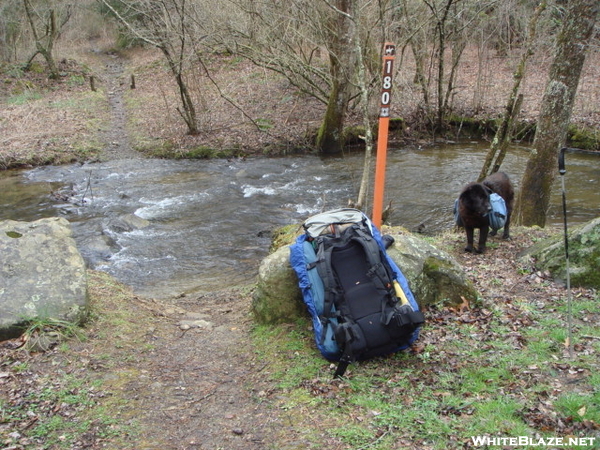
[0,218,89,340]
[252,246,305,325]
[252,230,478,324]
[520,217,600,288]
[384,230,478,307]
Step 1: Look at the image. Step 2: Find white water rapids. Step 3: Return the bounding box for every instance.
[1,143,598,298]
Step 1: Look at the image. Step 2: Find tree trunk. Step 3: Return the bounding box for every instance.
[316,70,351,154]
[442,39,466,115]
[316,0,355,154]
[435,16,446,132]
[489,93,523,174]
[431,0,456,132]
[516,0,599,227]
[175,72,199,135]
[478,0,547,182]
[23,0,61,78]
[354,12,373,210]
[410,38,429,111]
[162,48,199,136]
[23,0,71,78]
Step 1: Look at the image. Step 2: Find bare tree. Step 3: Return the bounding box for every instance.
[219,0,332,104]
[321,0,373,206]
[405,0,499,132]
[314,0,358,154]
[0,1,24,63]
[23,0,72,79]
[516,0,599,227]
[99,0,201,135]
[395,0,431,110]
[219,0,393,155]
[477,0,547,182]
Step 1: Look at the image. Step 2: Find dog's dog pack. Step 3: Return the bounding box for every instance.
[456,171,515,253]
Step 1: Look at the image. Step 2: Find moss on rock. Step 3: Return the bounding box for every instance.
[520,217,600,288]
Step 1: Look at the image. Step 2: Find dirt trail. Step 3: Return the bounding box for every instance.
[1,51,289,447]
[113,291,282,449]
[97,53,143,161]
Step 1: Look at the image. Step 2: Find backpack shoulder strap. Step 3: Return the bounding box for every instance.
[350,225,397,305]
[312,225,350,333]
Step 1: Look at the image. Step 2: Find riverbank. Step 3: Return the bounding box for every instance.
[1,46,599,169]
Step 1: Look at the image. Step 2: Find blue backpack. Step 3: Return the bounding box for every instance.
[487,193,507,231]
[453,192,507,231]
[289,208,424,377]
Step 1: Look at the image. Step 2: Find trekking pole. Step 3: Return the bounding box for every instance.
[558,147,573,359]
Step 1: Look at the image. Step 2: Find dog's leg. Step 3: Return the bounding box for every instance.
[502,211,511,240]
[477,227,489,253]
[464,227,475,252]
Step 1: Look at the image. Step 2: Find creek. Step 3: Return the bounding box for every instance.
[1,142,598,299]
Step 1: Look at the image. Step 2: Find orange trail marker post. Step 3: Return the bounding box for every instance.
[372,43,396,228]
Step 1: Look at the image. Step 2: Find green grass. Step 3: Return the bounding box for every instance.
[49,91,103,111]
[555,392,600,423]
[256,118,274,131]
[2,254,597,449]
[0,271,143,449]
[252,320,329,388]
[0,372,133,449]
[6,91,43,105]
[250,290,600,449]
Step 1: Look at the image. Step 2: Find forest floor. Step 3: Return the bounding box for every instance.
[0,47,599,449]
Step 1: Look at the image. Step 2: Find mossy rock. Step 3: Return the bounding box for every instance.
[252,246,305,324]
[567,125,600,151]
[252,227,479,325]
[385,230,479,307]
[269,224,300,253]
[520,217,600,288]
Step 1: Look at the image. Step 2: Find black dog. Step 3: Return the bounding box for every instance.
[457,171,514,253]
